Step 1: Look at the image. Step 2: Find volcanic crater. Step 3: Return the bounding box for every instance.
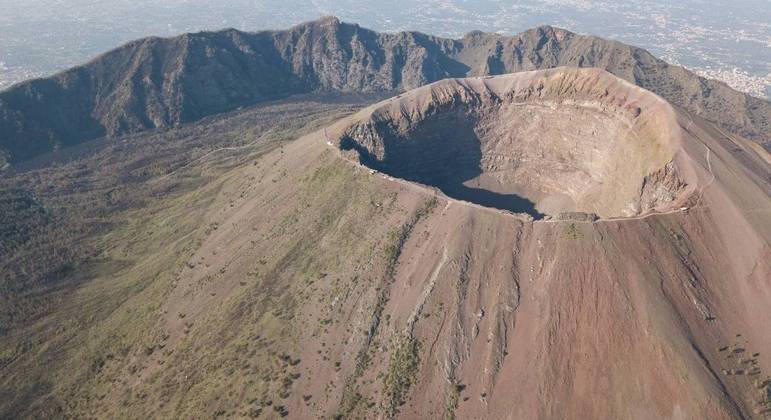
[332,67,692,219]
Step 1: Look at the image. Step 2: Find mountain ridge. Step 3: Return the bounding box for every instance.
[0,16,769,167]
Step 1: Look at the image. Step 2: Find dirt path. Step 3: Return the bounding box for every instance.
[151,127,279,183]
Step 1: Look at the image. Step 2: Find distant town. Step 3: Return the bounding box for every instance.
[695,68,770,99]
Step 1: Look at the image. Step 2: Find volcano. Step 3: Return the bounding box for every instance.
[1,19,770,420]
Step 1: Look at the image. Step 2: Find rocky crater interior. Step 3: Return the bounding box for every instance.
[336,68,690,219]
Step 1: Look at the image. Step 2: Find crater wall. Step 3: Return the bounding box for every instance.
[333,68,691,219]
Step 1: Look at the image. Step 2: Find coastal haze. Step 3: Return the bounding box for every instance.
[1,0,770,98]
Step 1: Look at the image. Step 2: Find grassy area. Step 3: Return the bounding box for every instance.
[0,95,377,418]
[383,336,421,418]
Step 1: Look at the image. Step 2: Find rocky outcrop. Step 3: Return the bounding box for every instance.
[0,16,769,165]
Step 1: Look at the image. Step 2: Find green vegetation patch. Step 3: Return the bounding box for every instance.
[383,336,421,418]
[444,382,465,420]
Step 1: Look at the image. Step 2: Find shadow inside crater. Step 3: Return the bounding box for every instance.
[439,183,544,219]
[339,111,545,219]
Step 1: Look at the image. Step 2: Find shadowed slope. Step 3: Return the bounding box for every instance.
[0,17,769,167]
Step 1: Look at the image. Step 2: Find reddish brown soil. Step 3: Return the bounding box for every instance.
[144,69,770,419]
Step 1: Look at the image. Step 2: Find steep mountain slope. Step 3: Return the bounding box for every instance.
[0,17,769,167]
[2,68,768,419]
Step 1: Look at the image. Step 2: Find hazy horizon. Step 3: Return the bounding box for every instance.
[1,0,769,97]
